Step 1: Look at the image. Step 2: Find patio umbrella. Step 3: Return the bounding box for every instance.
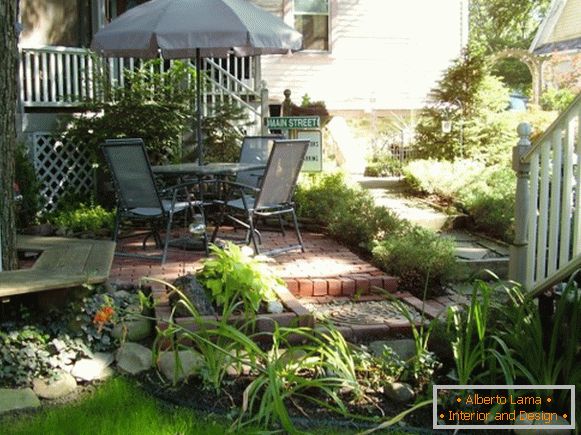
[91,0,302,164]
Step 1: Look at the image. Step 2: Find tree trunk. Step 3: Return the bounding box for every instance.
[0,0,18,271]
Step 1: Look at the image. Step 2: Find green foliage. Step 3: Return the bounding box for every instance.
[295,172,405,249]
[45,202,115,235]
[14,144,41,229]
[0,324,89,387]
[372,227,458,297]
[195,102,252,163]
[415,53,515,164]
[540,87,577,112]
[196,243,281,318]
[60,59,197,166]
[404,160,516,242]
[364,155,403,177]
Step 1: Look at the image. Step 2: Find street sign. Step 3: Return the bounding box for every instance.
[265,116,320,130]
[297,130,323,172]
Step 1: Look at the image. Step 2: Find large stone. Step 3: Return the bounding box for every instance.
[0,388,41,414]
[369,339,416,361]
[267,300,284,314]
[158,350,204,383]
[384,382,415,403]
[116,343,152,375]
[111,318,152,342]
[32,371,77,400]
[71,352,114,381]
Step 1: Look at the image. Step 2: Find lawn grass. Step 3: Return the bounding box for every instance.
[0,377,248,435]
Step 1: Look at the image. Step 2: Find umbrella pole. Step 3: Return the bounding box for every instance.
[196,48,203,165]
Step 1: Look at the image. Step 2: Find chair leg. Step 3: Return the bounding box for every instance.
[277,215,286,236]
[211,202,227,243]
[290,209,305,253]
[113,210,122,242]
[247,213,260,254]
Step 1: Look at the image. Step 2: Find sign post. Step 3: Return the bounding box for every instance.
[265,116,323,172]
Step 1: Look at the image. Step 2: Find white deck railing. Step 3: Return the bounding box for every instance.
[19,46,264,120]
[511,94,581,295]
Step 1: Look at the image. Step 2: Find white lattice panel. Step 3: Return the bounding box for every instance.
[31,133,94,212]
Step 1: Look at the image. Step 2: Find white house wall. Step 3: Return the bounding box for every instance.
[260,0,468,111]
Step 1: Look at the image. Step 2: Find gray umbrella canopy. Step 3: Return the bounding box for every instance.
[91,0,302,58]
[91,0,302,164]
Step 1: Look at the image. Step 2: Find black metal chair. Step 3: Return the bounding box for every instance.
[235,135,284,187]
[211,139,309,256]
[101,138,208,263]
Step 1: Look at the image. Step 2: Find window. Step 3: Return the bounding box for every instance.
[294,0,330,51]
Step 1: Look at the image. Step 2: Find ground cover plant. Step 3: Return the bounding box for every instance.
[0,286,146,387]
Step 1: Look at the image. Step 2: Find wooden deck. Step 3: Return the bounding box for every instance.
[0,236,115,298]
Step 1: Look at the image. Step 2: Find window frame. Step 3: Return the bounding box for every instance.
[293,0,331,53]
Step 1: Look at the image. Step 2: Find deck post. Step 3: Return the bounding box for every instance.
[509,122,532,286]
[260,83,269,135]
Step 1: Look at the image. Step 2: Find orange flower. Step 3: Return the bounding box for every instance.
[93,306,115,332]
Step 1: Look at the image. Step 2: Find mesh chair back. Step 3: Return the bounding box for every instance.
[236,135,283,187]
[101,138,163,211]
[254,140,309,210]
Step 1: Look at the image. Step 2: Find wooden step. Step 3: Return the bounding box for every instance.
[0,236,115,298]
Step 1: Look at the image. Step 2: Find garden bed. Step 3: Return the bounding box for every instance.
[152,278,314,338]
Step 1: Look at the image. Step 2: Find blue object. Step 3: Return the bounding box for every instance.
[508,94,528,112]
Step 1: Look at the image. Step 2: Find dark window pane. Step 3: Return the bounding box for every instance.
[296,15,329,51]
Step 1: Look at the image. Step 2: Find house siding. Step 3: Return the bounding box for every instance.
[259,0,467,111]
[548,0,581,44]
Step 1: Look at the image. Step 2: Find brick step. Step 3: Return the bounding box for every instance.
[284,274,398,298]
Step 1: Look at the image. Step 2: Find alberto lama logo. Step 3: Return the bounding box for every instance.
[465,393,542,405]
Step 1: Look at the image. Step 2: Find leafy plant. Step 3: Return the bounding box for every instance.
[195,102,253,163]
[45,202,115,235]
[372,227,458,297]
[196,243,282,319]
[540,87,576,112]
[60,58,197,166]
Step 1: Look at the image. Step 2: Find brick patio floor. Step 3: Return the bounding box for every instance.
[108,228,398,298]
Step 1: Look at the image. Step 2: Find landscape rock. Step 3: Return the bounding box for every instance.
[384,382,415,403]
[266,300,284,314]
[32,371,77,399]
[111,318,152,342]
[116,342,152,375]
[369,339,416,361]
[0,388,41,414]
[158,350,204,382]
[71,352,114,381]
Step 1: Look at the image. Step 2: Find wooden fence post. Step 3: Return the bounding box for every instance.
[509,122,532,286]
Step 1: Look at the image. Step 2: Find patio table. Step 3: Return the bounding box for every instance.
[151,162,266,178]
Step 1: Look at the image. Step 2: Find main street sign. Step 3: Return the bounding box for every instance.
[265,116,320,130]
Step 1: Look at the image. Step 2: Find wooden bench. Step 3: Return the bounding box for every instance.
[0,236,115,299]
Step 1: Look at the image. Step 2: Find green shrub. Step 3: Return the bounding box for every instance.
[46,202,115,234]
[403,159,485,200]
[403,160,516,242]
[372,227,458,297]
[295,172,404,249]
[540,87,576,112]
[60,59,197,166]
[364,155,403,177]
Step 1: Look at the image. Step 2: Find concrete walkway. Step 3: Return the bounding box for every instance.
[356,176,510,278]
